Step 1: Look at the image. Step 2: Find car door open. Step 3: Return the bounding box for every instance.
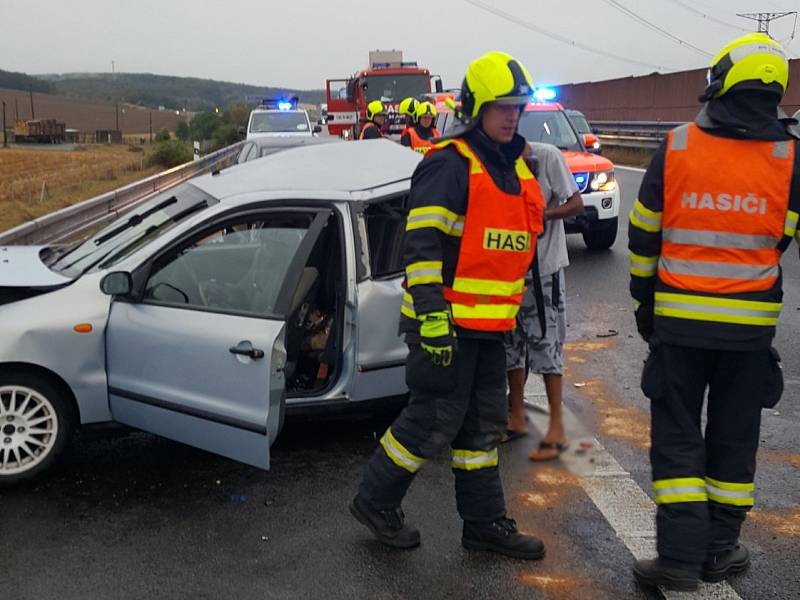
[105,209,330,469]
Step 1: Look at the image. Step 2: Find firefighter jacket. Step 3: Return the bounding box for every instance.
[401,125,441,153]
[400,129,545,336]
[629,120,800,350]
[359,122,383,140]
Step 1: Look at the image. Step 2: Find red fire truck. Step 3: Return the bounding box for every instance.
[325,50,442,139]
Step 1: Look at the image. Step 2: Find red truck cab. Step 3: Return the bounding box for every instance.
[326,60,441,139]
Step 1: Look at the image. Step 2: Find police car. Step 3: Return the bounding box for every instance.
[246,97,322,140]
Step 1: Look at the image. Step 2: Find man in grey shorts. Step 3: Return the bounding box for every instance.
[504,142,583,460]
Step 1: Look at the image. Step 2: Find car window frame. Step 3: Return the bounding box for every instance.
[123,206,331,321]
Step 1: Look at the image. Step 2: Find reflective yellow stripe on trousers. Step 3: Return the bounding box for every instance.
[655,292,782,326]
[380,428,425,473]
[451,448,499,471]
[653,477,708,504]
[705,477,755,507]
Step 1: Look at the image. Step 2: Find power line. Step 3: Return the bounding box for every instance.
[598,0,713,58]
[737,11,797,35]
[460,0,671,71]
[663,0,749,32]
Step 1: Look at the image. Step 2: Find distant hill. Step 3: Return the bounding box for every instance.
[40,72,325,112]
[0,69,53,94]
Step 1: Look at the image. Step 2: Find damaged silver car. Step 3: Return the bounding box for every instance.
[0,140,420,484]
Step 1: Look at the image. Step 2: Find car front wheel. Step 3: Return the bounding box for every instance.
[582,217,618,251]
[0,375,73,486]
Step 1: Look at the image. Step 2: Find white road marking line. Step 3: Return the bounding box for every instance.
[616,165,647,173]
[523,375,743,600]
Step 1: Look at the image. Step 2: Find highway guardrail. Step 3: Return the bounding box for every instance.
[0,141,245,246]
[592,120,686,150]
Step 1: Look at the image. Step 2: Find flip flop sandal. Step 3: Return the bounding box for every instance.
[529,441,569,462]
[500,429,529,444]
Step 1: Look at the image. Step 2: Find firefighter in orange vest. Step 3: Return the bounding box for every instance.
[360,100,386,140]
[630,33,798,591]
[398,97,419,137]
[401,101,441,153]
[351,51,547,559]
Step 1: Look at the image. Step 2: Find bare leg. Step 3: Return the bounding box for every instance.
[529,373,567,460]
[506,368,528,433]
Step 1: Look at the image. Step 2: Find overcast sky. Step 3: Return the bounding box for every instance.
[2,0,799,89]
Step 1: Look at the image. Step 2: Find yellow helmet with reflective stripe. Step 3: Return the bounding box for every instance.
[460,51,533,121]
[415,101,438,120]
[399,97,418,118]
[702,33,789,101]
[367,100,386,120]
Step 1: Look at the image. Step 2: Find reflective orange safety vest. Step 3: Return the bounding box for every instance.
[657,123,796,326]
[429,138,545,332]
[359,122,383,140]
[406,127,441,154]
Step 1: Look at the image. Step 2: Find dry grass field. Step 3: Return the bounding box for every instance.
[0,145,162,232]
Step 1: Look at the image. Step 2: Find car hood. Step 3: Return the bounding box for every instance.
[562,150,615,173]
[0,246,73,287]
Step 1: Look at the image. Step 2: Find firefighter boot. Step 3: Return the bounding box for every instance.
[462,517,545,560]
[633,558,700,591]
[702,543,750,582]
[349,494,421,549]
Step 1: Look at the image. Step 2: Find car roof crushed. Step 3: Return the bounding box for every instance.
[193,139,423,199]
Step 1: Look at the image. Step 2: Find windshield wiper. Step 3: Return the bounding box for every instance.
[93,196,179,246]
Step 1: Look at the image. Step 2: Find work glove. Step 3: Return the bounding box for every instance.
[634,304,654,343]
[418,310,456,367]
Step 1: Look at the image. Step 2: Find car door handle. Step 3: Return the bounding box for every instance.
[229,340,265,360]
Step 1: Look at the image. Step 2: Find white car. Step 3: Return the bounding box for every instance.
[246,108,321,140]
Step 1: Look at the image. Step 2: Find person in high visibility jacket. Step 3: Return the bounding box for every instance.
[629,33,799,591]
[401,101,441,153]
[351,51,547,559]
[398,97,419,137]
[360,100,386,140]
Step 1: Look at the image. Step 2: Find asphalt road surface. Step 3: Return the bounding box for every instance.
[2,167,798,600]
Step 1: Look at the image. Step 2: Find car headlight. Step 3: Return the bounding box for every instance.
[590,170,616,192]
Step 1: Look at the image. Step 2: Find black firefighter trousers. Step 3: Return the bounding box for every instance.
[358,337,508,522]
[641,339,783,566]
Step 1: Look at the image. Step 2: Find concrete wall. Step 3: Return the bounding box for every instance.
[559,59,800,122]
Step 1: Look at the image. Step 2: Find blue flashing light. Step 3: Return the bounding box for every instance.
[278,101,293,111]
[533,87,557,102]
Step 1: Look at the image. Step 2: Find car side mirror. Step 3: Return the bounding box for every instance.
[313,124,322,133]
[582,133,600,153]
[100,271,133,296]
[435,79,444,93]
[238,126,246,136]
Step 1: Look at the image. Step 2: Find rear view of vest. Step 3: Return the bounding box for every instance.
[656,123,796,346]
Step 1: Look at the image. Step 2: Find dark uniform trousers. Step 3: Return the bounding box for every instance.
[642,339,783,565]
[358,337,508,522]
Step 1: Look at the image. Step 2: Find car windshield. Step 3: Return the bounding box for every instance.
[45,183,217,277]
[250,112,309,133]
[569,113,592,134]
[518,110,582,152]
[362,74,430,103]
